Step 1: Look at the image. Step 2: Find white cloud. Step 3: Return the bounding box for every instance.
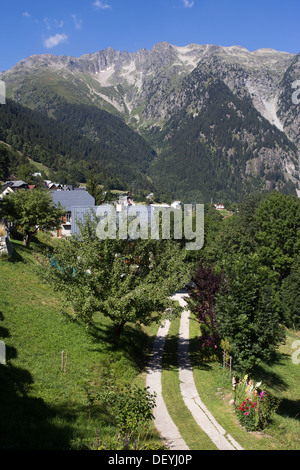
[43,33,68,49]
[71,14,83,30]
[43,17,51,31]
[22,11,31,18]
[55,19,64,28]
[182,0,195,7]
[93,1,111,9]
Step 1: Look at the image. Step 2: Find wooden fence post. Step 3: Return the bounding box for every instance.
[61,350,68,372]
[222,349,232,379]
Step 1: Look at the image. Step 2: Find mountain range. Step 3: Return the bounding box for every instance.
[1,42,300,203]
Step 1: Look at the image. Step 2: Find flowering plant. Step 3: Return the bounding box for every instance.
[196,323,218,361]
[232,375,279,432]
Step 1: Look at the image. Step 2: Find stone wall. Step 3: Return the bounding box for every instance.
[0,234,14,257]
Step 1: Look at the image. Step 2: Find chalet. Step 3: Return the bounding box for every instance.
[0,181,29,199]
[50,189,95,237]
[2,180,29,191]
[0,186,13,200]
[215,203,225,210]
[48,182,63,191]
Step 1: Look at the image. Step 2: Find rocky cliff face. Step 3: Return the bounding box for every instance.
[1,42,299,200]
[2,42,299,133]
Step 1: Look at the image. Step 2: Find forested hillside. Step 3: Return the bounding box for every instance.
[147,79,299,203]
[0,99,155,192]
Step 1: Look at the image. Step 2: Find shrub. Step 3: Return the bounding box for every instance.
[232,375,279,432]
[196,323,219,361]
[97,383,157,440]
[188,261,223,361]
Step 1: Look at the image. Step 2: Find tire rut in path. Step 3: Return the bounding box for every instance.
[146,318,189,450]
[146,292,243,451]
[176,293,243,451]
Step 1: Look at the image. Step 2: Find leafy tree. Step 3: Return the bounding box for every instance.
[203,192,265,265]
[255,191,300,281]
[42,213,190,341]
[0,144,10,181]
[215,254,285,374]
[15,162,36,183]
[0,188,64,248]
[280,258,300,329]
[188,261,223,351]
[86,169,104,205]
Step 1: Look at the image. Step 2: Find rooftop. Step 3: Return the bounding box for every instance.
[50,190,95,212]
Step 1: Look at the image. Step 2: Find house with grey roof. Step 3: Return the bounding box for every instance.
[0,180,29,200]
[50,190,95,237]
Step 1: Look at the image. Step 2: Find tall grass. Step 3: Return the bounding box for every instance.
[0,223,6,237]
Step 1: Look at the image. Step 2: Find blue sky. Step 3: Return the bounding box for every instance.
[1,0,299,71]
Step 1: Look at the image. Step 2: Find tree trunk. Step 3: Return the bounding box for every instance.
[112,321,126,343]
[23,233,31,248]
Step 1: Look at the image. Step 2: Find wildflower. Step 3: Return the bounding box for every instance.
[259,391,266,401]
[232,377,236,391]
[244,412,249,416]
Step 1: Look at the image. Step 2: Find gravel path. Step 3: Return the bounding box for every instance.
[146,292,243,451]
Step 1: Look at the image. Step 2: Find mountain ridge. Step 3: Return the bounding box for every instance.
[1,42,299,202]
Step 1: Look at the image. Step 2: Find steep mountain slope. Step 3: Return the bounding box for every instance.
[1,42,299,201]
[0,99,155,191]
[147,79,298,202]
[277,53,300,146]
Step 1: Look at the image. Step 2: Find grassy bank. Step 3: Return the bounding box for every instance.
[0,239,160,450]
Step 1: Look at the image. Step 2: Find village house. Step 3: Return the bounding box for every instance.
[0,180,29,199]
[50,189,95,237]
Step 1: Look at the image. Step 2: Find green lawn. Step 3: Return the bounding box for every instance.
[0,239,160,450]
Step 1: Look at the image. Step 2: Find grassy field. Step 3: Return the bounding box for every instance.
[1,237,299,451]
[0,238,161,450]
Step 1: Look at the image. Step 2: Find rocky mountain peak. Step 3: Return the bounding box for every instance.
[1,42,299,199]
